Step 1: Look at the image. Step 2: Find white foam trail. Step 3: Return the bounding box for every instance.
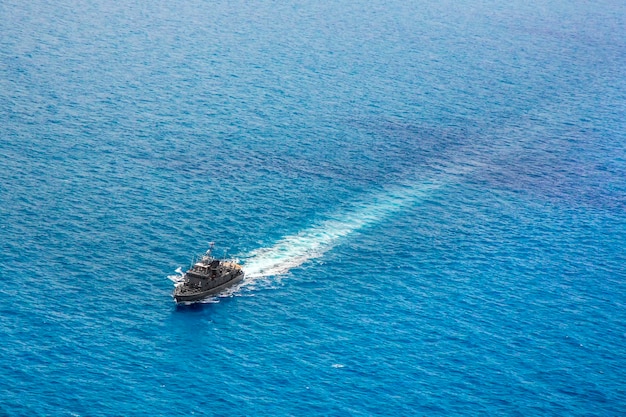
[241,180,443,281]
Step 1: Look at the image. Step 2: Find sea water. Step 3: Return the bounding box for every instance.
[1,0,625,415]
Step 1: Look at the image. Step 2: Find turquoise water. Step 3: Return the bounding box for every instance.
[1,0,625,415]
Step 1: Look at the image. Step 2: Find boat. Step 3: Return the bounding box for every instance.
[173,243,244,303]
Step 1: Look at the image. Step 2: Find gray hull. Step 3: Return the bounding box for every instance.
[173,273,244,303]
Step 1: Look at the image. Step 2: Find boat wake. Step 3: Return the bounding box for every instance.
[239,180,442,286]
[237,152,484,288]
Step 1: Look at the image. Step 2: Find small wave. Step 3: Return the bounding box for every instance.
[176,297,220,306]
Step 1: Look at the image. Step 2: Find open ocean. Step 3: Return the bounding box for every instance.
[1,0,625,415]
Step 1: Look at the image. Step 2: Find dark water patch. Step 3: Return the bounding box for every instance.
[472,126,626,211]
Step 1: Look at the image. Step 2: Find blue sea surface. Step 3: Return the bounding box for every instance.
[1,0,625,415]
